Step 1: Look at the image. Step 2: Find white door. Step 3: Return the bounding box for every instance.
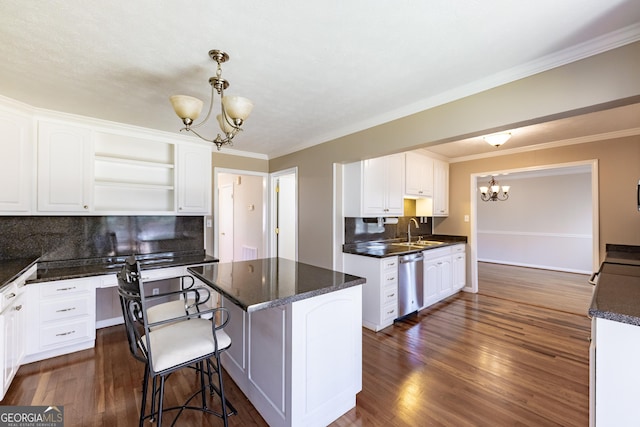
[270,169,297,260]
[218,184,234,263]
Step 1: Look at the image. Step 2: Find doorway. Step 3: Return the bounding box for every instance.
[468,160,599,293]
[269,168,297,260]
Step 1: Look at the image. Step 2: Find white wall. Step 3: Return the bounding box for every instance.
[477,171,592,273]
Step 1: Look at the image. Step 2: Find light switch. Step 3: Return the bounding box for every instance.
[464,215,469,222]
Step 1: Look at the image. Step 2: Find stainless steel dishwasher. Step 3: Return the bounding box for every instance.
[397,252,424,319]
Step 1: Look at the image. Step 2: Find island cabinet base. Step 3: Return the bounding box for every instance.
[221,285,363,427]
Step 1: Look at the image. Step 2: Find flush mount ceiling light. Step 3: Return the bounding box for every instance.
[170,50,253,150]
[479,176,510,201]
[483,132,511,147]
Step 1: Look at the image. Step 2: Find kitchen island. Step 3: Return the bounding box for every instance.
[588,244,640,426]
[188,258,365,427]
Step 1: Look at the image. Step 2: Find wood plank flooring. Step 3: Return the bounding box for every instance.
[3,263,593,426]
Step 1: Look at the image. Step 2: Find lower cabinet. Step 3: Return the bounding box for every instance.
[343,254,398,331]
[590,316,640,426]
[423,244,466,309]
[24,277,97,363]
[1,265,35,401]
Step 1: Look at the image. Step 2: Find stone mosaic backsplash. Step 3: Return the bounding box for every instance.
[0,216,204,261]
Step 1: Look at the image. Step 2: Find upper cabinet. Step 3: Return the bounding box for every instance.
[0,103,212,216]
[0,110,33,213]
[433,158,449,216]
[177,143,212,214]
[344,153,404,217]
[405,151,433,198]
[37,121,93,212]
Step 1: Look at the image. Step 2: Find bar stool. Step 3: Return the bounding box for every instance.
[117,258,236,426]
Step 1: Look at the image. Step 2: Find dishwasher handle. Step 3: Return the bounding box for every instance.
[399,254,424,263]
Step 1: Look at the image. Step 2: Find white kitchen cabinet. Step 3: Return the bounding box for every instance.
[433,158,449,216]
[0,265,35,401]
[0,110,33,213]
[405,151,433,197]
[344,153,404,217]
[452,245,466,291]
[24,276,96,363]
[422,244,465,309]
[37,121,93,212]
[344,253,398,331]
[177,143,212,214]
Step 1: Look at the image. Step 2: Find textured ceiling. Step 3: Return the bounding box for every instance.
[0,1,639,158]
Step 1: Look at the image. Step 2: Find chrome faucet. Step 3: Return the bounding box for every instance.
[408,218,419,243]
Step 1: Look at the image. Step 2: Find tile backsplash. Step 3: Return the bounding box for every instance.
[344,216,432,244]
[0,216,203,261]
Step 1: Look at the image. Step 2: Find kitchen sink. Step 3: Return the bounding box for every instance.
[392,240,444,248]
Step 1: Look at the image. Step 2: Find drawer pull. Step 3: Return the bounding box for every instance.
[15,304,22,311]
[56,330,76,337]
[388,293,395,298]
[387,309,395,315]
[5,292,16,299]
[56,286,77,292]
[56,307,76,313]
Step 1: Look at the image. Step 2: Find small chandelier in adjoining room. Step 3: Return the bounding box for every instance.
[479,176,510,201]
[170,49,253,150]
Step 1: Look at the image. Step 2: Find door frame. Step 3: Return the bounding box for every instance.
[468,159,599,293]
[213,167,269,259]
[269,167,298,260]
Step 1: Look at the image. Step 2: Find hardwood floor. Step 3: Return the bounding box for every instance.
[4,263,593,426]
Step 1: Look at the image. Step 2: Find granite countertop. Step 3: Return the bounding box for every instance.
[589,244,640,325]
[188,257,366,312]
[0,251,218,288]
[342,235,467,258]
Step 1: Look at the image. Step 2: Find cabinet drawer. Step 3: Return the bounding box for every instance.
[39,318,94,348]
[382,287,397,305]
[382,258,398,271]
[41,296,91,322]
[452,244,465,253]
[40,280,91,298]
[383,270,397,286]
[381,303,398,323]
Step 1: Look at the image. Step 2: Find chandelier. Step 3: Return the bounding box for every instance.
[170,50,253,150]
[479,176,510,201]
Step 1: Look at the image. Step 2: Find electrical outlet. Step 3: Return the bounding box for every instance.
[152,288,159,296]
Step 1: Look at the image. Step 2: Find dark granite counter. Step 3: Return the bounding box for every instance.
[0,251,217,289]
[32,251,218,283]
[342,235,467,258]
[0,258,39,287]
[589,244,640,325]
[188,257,366,312]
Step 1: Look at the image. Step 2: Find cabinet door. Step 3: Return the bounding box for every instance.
[405,152,433,197]
[362,157,388,215]
[452,251,466,291]
[384,153,405,215]
[433,159,449,216]
[437,257,452,297]
[177,144,212,214]
[0,112,32,212]
[1,291,24,400]
[38,121,93,212]
[423,258,440,307]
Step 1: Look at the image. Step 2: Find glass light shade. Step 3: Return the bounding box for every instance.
[484,133,511,147]
[222,96,254,120]
[479,186,488,194]
[217,114,235,134]
[491,185,500,193]
[170,95,203,120]
[502,185,510,193]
